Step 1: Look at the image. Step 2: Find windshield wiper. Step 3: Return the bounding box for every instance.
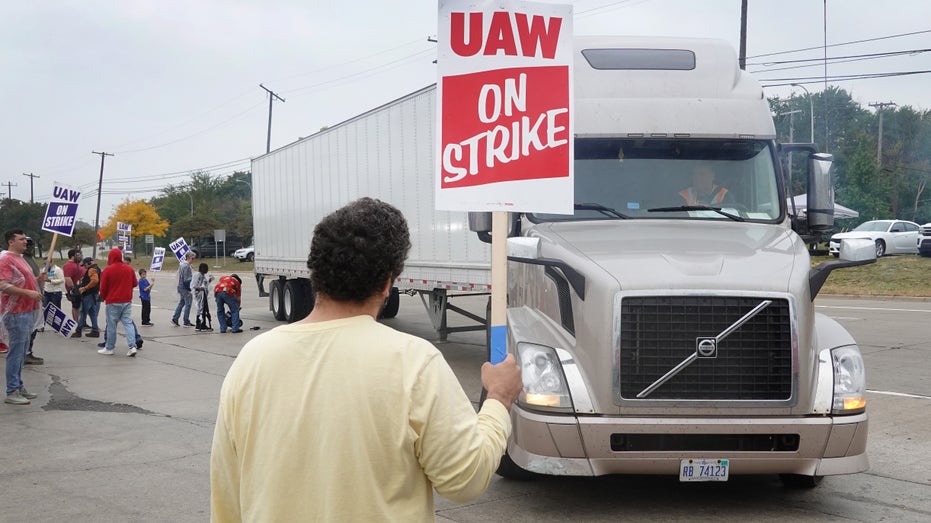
[574,203,629,219]
[647,205,745,222]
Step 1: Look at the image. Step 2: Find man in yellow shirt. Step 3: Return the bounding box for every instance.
[210,197,523,522]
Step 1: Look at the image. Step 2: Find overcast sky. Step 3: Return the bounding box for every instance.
[2,0,929,225]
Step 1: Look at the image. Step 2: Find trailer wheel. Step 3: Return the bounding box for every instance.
[284,280,313,323]
[379,287,400,319]
[270,280,286,321]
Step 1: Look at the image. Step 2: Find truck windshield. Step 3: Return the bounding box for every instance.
[529,138,782,223]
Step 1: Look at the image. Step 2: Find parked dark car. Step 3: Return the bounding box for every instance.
[190,236,247,258]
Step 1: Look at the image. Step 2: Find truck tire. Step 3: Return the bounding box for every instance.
[379,287,400,319]
[284,280,313,323]
[779,473,823,488]
[495,451,537,481]
[480,384,537,481]
[270,280,286,321]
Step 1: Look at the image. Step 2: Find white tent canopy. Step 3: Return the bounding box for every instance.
[787,194,859,219]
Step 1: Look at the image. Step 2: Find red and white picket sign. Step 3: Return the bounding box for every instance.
[436,0,574,214]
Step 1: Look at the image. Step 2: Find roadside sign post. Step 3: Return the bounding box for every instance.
[436,0,574,363]
[213,229,227,268]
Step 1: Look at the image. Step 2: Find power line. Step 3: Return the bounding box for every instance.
[761,69,931,87]
[575,0,649,18]
[34,158,252,202]
[751,52,929,75]
[274,37,429,84]
[748,28,931,59]
[749,47,931,66]
[104,87,259,151]
[282,48,435,97]
[113,103,264,155]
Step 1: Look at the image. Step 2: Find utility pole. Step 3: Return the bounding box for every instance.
[738,0,748,70]
[91,151,114,259]
[869,101,897,167]
[2,181,17,200]
[823,0,829,153]
[259,84,286,154]
[778,110,802,187]
[22,172,40,203]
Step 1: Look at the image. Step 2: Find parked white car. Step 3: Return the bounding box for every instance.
[829,220,919,257]
[233,245,254,262]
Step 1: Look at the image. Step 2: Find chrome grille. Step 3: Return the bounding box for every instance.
[618,296,792,401]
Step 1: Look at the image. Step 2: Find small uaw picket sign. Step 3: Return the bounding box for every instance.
[117,221,132,253]
[436,0,573,363]
[150,247,167,272]
[169,237,191,261]
[41,182,82,268]
[43,302,78,338]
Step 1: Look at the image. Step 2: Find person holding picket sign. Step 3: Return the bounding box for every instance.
[0,229,47,405]
[210,199,522,521]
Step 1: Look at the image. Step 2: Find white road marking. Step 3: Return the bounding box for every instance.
[867,389,931,400]
[816,305,931,314]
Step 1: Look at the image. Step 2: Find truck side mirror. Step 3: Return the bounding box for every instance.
[806,153,834,233]
[468,212,492,233]
[469,212,520,243]
[468,212,493,244]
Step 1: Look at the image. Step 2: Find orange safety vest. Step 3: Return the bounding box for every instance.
[679,186,728,205]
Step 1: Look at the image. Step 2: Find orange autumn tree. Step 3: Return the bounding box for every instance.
[100,199,170,245]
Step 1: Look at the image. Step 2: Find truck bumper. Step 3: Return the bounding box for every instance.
[508,406,868,477]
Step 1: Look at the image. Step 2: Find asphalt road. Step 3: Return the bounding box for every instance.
[1,279,929,522]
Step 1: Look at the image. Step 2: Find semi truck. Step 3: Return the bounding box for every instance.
[251,35,875,487]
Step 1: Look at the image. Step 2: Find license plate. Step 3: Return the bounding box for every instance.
[679,458,729,482]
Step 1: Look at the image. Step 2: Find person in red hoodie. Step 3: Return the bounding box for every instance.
[98,248,139,357]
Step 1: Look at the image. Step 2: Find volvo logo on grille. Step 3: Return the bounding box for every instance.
[696,337,717,358]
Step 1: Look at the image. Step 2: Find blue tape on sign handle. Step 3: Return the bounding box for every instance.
[490,325,507,364]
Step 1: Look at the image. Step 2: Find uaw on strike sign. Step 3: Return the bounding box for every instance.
[41,183,81,236]
[436,0,573,213]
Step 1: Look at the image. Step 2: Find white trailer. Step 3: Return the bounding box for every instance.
[251,86,489,337]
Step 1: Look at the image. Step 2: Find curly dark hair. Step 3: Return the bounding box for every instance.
[308,198,411,302]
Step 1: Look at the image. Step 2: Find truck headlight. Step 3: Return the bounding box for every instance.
[516,343,572,411]
[832,346,866,414]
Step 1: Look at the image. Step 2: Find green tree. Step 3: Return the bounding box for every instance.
[151,169,253,245]
[0,198,47,254]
